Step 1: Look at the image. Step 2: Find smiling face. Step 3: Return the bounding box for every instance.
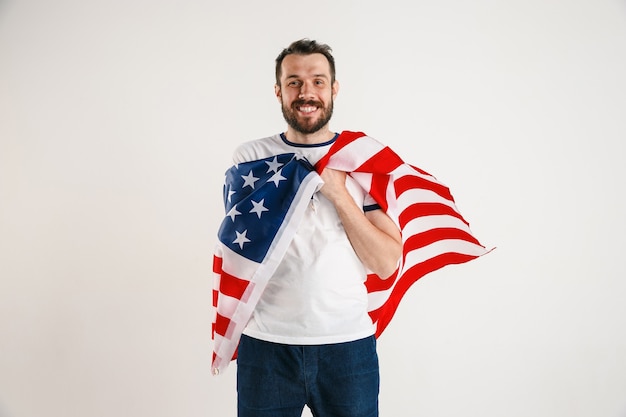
[275,53,339,139]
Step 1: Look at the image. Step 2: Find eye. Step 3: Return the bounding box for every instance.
[288,80,302,87]
[315,79,325,86]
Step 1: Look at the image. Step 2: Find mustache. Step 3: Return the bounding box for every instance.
[292,99,324,108]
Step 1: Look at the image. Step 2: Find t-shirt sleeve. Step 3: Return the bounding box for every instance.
[232,145,251,165]
[363,194,380,212]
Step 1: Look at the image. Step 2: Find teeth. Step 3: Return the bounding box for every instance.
[299,106,317,113]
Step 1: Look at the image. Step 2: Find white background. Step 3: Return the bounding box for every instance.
[1,1,625,416]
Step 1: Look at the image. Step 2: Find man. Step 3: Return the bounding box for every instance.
[212,38,489,417]
[232,38,401,417]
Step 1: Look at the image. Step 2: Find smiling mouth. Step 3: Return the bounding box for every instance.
[297,105,318,114]
[294,100,322,115]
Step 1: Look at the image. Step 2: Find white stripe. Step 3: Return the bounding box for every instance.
[391,164,440,183]
[396,188,458,211]
[326,136,384,171]
[367,286,395,311]
[350,172,373,193]
[215,290,245,319]
[220,245,261,278]
[401,214,474,238]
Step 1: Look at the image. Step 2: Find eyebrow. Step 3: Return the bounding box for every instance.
[285,73,330,80]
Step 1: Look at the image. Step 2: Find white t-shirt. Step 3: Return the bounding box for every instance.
[235,133,377,345]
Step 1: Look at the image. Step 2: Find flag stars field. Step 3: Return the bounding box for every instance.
[218,153,314,260]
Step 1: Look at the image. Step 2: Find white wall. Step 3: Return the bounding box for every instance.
[1,1,625,416]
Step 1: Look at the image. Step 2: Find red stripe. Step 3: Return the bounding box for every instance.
[355,147,403,174]
[365,270,398,292]
[399,202,469,229]
[403,228,482,253]
[219,272,250,300]
[212,289,218,308]
[214,313,231,337]
[213,254,223,274]
[367,174,390,212]
[394,175,454,201]
[409,164,431,176]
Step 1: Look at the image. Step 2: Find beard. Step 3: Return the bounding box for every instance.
[281,98,334,134]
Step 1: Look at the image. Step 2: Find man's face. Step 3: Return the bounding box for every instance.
[275,53,339,134]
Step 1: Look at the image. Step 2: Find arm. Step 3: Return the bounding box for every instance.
[319,168,402,279]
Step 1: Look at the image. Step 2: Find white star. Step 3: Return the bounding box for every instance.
[249,199,269,218]
[268,170,287,187]
[241,170,259,189]
[265,156,283,173]
[233,230,250,249]
[227,188,236,203]
[226,206,241,221]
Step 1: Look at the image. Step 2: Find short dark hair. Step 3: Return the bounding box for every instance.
[275,38,336,85]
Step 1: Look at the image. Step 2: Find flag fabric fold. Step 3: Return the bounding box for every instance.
[212,131,490,376]
[211,153,323,375]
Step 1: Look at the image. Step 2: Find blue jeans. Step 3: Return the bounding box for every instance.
[237,334,380,417]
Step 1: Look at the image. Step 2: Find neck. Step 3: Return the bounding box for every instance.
[284,126,335,145]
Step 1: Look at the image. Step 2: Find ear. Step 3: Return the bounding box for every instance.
[274,84,282,102]
[332,80,340,100]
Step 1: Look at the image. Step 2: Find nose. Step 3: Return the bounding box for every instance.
[299,81,314,99]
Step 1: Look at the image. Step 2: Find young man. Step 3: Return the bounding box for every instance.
[213,38,488,417]
[232,39,401,417]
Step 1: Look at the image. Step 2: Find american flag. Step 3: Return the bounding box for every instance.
[211,131,490,375]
